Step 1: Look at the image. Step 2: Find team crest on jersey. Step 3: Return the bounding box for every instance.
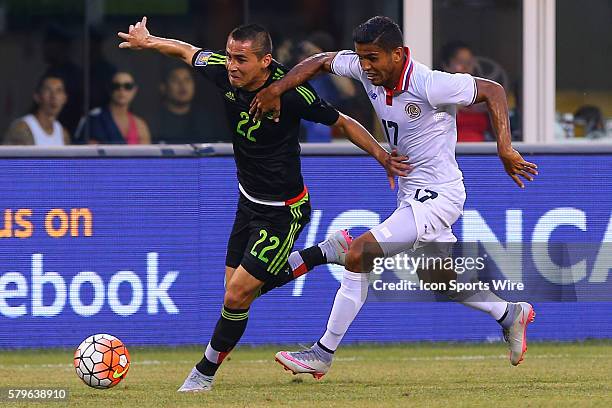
[405,103,421,119]
[194,51,213,66]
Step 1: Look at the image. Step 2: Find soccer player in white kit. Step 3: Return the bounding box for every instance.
[250,16,539,376]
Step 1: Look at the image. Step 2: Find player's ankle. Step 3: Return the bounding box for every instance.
[315,340,335,354]
[497,302,518,329]
[312,341,335,363]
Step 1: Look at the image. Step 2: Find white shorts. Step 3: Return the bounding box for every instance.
[371,180,466,257]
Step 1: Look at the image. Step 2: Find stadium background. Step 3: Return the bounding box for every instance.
[0,0,611,349]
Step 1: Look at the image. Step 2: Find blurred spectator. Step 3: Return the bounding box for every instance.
[42,24,83,136]
[574,105,608,139]
[2,74,70,146]
[441,41,492,142]
[74,71,151,144]
[296,31,359,142]
[298,32,358,108]
[441,41,476,75]
[274,38,295,67]
[151,66,231,144]
[89,27,118,110]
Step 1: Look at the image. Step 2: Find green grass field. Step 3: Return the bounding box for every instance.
[1,341,611,407]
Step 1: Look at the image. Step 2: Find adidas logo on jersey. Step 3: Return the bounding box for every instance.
[369,91,378,100]
[225,91,235,101]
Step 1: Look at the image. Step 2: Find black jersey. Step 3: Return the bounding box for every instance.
[191,49,339,201]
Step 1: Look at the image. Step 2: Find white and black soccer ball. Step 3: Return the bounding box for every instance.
[73,334,130,389]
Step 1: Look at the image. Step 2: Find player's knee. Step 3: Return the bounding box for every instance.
[346,246,373,272]
[346,235,380,272]
[345,248,361,272]
[223,285,254,309]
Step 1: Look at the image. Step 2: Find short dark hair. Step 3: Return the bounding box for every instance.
[440,41,472,67]
[34,73,64,93]
[162,65,193,84]
[352,16,403,51]
[30,73,65,113]
[574,105,604,132]
[229,24,273,58]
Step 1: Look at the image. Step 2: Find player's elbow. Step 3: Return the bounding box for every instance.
[309,52,329,64]
[306,52,336,73]
[331,112,350,135]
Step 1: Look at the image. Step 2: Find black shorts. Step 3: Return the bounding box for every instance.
[225,191,311,282]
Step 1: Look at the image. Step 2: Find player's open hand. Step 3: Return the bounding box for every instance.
[118,16,150,50]
[249,85,281,122]
[499,148,538,188]
[385,149,412,190]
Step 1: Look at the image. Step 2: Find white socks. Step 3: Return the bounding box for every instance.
[319,270,369,351]
[317,269,509,353]
[459,290,508,321]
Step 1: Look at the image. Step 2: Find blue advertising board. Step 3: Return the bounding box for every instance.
[0,155,611,348]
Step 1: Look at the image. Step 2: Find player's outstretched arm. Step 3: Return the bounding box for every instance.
[117,16,199,65]
[474,78,538,188]
[333,113,411,190]
[249,52,338,121]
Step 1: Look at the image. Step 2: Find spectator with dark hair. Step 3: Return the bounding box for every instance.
[441,41,492,142]
[42,24,83,136]
[151,66,231,144]
[3,74,70,145]
[74,71,150,144]
[574,105,607,139]
[441,41,476,75]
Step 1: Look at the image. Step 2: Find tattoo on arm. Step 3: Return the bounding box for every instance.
[4,122,34,145]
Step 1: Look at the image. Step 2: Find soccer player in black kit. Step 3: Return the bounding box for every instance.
[118,17,409,392]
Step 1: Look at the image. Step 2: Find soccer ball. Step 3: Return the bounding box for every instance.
[74,334,130,389]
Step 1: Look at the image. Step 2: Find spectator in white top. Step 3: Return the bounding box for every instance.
[3,74,70,145]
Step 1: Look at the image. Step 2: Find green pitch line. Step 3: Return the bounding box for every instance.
[0,341,610,407]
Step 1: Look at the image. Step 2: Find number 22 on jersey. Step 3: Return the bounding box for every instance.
[237,112,261,142]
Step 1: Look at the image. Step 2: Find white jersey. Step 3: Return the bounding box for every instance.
[330,49,476,199]
[22,114,65,146]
